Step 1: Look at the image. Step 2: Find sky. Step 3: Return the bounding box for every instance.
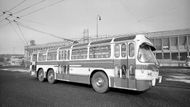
[0,0,190,54]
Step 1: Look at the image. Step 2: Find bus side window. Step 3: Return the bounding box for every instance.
[59,49,65,60]
[121,43,127,57]
[129,43,134,57]
[47,51,57,61]
[89,45,111,59]
[67,50,70,60]
[114,44,120,58]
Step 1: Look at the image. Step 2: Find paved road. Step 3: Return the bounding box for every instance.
[0,69,190,107]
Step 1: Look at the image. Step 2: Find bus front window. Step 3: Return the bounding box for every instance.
[138,44,157,64]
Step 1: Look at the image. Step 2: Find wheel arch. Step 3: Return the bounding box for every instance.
[90,69,109,86]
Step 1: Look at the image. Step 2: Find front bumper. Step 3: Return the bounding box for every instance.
[152,76,162,86]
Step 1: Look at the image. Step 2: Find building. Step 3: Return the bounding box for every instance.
[9,55,24,66]
[0,54,24,66]
[24,29,190,67]
[147,29,190,66]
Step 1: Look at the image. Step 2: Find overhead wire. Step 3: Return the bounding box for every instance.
[13,0,46,15]
[20,0,65,18]
[0,0,73,43]
[5,18,27,45]
[15,22,28,45]
[1,0,64,25]
[0,0,27,17]
[118,0,156,32]
[16,21,75,42]
[8,0,27,12]
[19,18,47,26]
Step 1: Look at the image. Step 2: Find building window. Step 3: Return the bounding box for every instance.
[114,44,120,58]
[179,35,186,49]
[180,52,187,61]
[156,53,162,59]
[171,52,178,60]
[162,38,169,50]
[170,37,178,50]
[163,53,170,59]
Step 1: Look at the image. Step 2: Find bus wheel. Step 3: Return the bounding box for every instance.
[38,69,45,82]
[47,69,55,84]
[91,72,109,93]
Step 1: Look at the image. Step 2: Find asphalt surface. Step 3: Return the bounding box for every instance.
[0,68,190,107]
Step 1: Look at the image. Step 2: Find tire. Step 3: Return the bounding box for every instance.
[47,69,55,84]
[38,69,45,82]
[91,72,109,93]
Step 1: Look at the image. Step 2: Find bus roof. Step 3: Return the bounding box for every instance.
[90,38,113,45]
[114,35,136,42]
[73,43,89,48]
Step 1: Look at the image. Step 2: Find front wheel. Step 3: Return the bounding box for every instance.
[47,69,55,84]
[91,72,109,93]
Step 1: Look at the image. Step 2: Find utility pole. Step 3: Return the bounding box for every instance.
[96,15,101,38]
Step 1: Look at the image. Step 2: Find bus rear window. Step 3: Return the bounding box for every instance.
[38,52,46,61]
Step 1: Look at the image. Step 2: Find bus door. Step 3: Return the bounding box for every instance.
[114,42,136,89]
[114,43,129,88]
[127,42,136,89]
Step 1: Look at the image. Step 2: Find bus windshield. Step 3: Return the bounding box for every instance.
[138,43,157,63]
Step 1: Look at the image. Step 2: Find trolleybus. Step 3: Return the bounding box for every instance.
[29,34,162,93]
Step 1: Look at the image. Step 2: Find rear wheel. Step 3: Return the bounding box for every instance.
[47,69,55,84]
[91,72,109,93]
[38,69,45,82]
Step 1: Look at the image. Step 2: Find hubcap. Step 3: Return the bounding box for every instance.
[96,78,104,87]
[38,71,44,81]
[48,73,53,81]
[39,72,43,78]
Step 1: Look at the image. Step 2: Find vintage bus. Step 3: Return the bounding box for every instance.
[29,34,162,93]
